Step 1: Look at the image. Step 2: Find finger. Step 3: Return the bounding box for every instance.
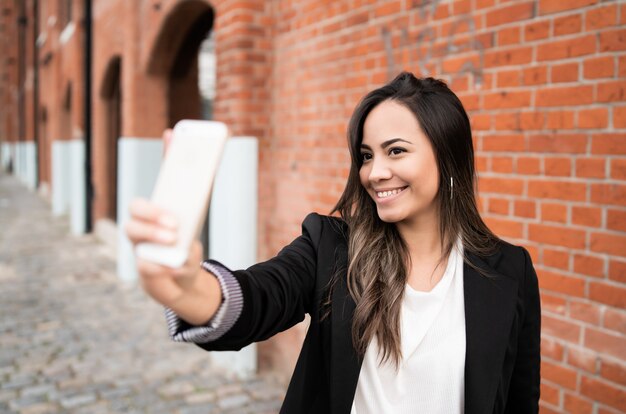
[129,198,178,229]
[125,220,177,245]
[163,129,173,156]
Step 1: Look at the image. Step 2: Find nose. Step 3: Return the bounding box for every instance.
[368,158,393,183]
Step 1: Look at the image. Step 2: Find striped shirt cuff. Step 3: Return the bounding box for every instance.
[165,260,244,344]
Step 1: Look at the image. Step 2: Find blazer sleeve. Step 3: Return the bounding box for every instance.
[196,212,323,352]
[505,247,541,413]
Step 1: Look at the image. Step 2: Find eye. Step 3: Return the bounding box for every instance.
[389,147,406,156]
[361,152,372,162]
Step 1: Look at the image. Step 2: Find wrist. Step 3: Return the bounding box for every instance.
[170,266,222,325]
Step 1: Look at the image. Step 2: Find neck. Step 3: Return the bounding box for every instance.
[396,209,443,262]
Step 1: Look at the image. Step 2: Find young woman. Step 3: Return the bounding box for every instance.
[126,72,541,414]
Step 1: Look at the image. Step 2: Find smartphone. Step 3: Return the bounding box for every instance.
[135,120,229,268]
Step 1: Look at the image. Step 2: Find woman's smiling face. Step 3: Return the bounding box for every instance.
[359,100,440,227]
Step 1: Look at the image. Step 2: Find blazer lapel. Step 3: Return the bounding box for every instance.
[464,252,518,413]
[329,245,361,414]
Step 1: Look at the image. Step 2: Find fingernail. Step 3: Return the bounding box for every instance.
[159,215,178,229]
[157,230,176,243]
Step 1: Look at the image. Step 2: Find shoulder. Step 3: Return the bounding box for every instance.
[302,212,348,240]
[469,238,535,283]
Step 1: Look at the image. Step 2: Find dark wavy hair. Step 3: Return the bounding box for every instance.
[331,72,500,366]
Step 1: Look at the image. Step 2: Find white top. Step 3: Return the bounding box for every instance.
[351,240,466,414]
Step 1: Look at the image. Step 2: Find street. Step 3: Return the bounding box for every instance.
[0,172,285,414]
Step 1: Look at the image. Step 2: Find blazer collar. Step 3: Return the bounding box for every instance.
[328,249,518,414]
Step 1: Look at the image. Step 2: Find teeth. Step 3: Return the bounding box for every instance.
[376,188,404,198]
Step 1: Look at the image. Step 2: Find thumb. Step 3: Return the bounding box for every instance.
[163,128,173,156]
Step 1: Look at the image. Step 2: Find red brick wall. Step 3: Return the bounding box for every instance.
[262,0,626,412]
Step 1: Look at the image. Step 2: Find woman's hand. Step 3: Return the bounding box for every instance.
[124,129,222,325]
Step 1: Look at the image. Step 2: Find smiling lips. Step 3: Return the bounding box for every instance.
[375,186,408,199]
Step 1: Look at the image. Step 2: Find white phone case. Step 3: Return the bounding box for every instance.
[135,120,228,268]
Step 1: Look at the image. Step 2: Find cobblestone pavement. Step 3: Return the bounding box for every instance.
[0,173,286,414]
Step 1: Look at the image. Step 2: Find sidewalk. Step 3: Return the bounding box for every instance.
[0,172,285,414]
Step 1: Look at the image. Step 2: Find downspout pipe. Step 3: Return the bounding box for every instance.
[84,0,93,232]
[34,0,39,188]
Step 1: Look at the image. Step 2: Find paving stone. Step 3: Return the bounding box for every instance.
[0,172,286,413]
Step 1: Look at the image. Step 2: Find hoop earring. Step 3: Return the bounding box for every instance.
[450,177,454,200]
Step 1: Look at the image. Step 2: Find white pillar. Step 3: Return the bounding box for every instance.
[209,136,258,378]
[1,142,13,171]
[69,140,86,235]
[52,141,72,216]
[117,137,163,283]
[23,141,37,190]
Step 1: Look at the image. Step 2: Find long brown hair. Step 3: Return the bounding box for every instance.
[332,72,500,367]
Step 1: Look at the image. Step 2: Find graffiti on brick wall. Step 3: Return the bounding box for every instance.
[382,0,486,86]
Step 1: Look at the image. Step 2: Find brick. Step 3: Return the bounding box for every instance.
[520,111,545,130]
[574,254,605,278]
[570,300,602,325]
[542,360,578,390]
[524,20,550,41]
[542,314,581,342]
[589,282,626,309]
[479,177,524,195]
[496,70,521,88]
[536,85,594,106]
[578,108,609,129]
[590,232,626,257]
[471,113,491,131]
[540,382,560,406]
[546,111,575,130]
[620,56,626,78]
[529,134,587,153]
[483,134,526,151]
[607,209,626,233]
[538,0,599,15]
[488,197,510,215]
[484,217,523,238]
[541,202,568,222]
[538,269,586,297]
[524,66,548,86]
[610,159,626,180]
[484,90,531,109]
[544,157,571,177]
[597,81,626,103]
[576,158,606,179]
[542,292,567,314]
[601,358,626,386]
[484,46,533,68]
[564,393,594,414]
[530,223,586,248]
[580,375,626,411]
[585,328,626,360]
[609,260,626,283]
[615,107,626,128]
[551,62,579,83]
[604,308,626,335]
[583,56,615,79]
[537,35,597,61]
[514,199,536,218]
[591,183,626,206]
[600,28,626,52]
[591,134,626,155]
[486,2,534,27]
[568,347,599,373]
[442,54,481,74]
[374,1,401,17]
[554,13,583,36]
[542,336,565,361]
[497,27,521,46]
[572,206,602,227]
[491,156,514,173]
[528,180,587,202]
[543,248,569,270]
[517,157,541,174]
[586,4,618,30]
[451,0,471,15]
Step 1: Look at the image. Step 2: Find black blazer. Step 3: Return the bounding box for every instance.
[199,213,541,414]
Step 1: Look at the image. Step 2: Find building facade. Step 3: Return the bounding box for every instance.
[1,0,625,412]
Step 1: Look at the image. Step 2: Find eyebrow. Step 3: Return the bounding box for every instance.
[360,138,413,150]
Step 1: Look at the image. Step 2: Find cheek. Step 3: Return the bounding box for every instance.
[359,167,369,187]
